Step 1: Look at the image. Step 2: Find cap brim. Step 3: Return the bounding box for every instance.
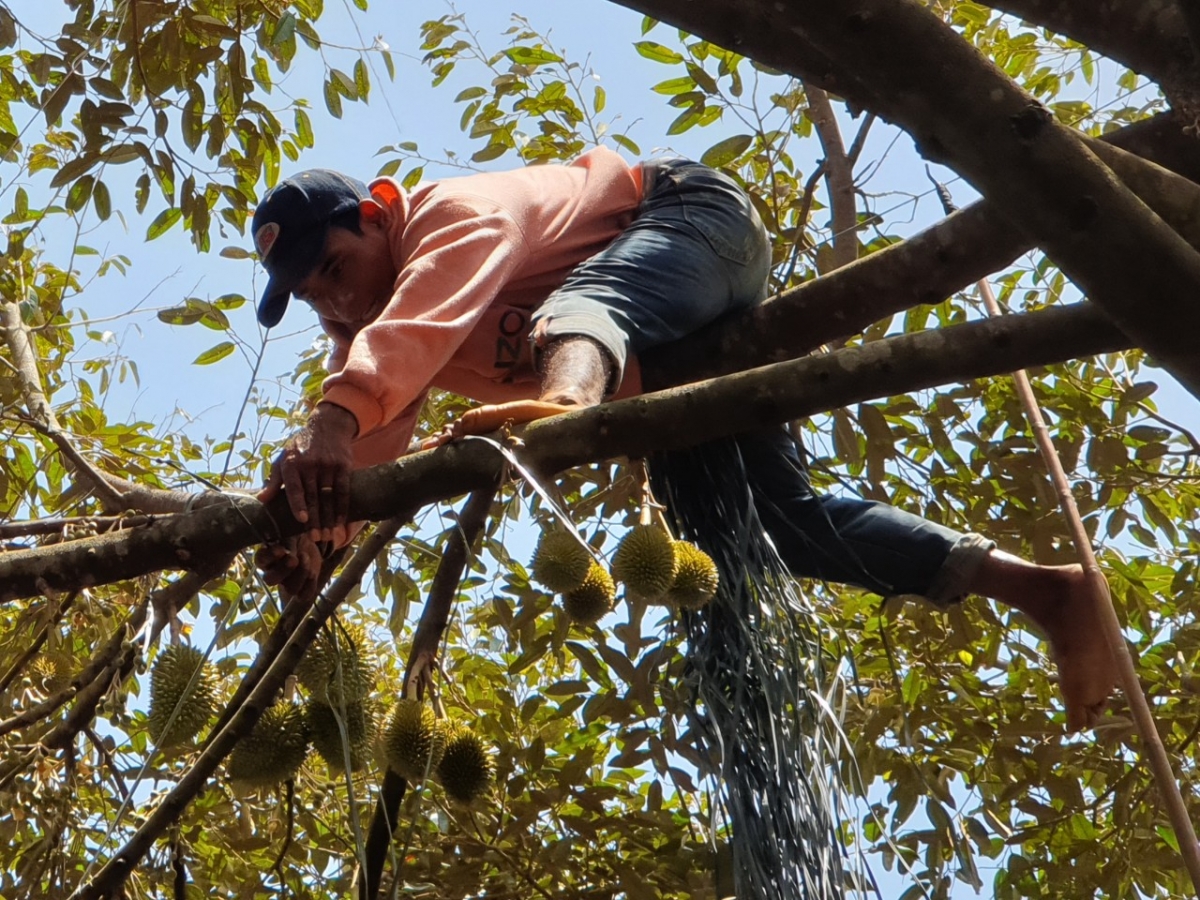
[255,225,329,327]
[257,280,291,328]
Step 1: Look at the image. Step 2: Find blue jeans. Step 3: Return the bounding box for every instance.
[533,158,992,605]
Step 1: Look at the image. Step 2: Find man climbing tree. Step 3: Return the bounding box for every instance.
[251,149,1118,732]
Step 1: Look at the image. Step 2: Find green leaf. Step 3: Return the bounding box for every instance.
[324,80,343,118]
[193,342,236,365]
[401,166,424,190]
[700,134,752,168]
[472,143,507,163]
[455,86,487,102]
[634,41,684,65]
[145,207,182,240]
[504,46,564,66]
[354,59,370,98]
[92,180,111,221]
[611,133,641,155]
[593,85,606,114]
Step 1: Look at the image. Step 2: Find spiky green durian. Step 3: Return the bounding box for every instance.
[383,699,445,782]
[295,623,374,706]
[562,561,616,625]
[611,524,678,600]
[664,541,720,609]
[226,703,310,788]
[306,699,378,773]
[147,644,217,749]
[436,724,492,803]
[530,529,592,593]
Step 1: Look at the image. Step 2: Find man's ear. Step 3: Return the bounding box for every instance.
[359,197,390,229]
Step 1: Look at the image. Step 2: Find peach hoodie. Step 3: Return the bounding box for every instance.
[317,147,645,468]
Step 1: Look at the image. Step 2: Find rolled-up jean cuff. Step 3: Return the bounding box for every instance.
[922,533,995,609]
[532,310,630,395]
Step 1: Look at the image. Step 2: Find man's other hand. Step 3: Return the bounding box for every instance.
[258,402,357,543]
[255,535,324,602]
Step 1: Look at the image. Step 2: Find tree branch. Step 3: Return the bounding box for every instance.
[0,302,1131,600]
[2,302,127,513]
[775,0,1200,400]
[360,483,500,900]
[804,83,858,271]
[69,515,410,900]
[615,0,1200,397]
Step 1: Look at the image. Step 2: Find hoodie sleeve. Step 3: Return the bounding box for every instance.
[320,193,531,437]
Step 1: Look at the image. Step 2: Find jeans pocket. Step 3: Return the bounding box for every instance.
[674,175,763,267]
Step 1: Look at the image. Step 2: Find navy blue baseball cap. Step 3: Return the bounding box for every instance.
[252,169,371,327]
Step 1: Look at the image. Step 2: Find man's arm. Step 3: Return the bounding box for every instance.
[424,335,612,447]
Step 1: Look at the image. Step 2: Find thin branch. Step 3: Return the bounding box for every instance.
[0,590,78,696]
[0,515,153,541]
[804,82,858,271]
[359,483,500,900]
[975,275,1200,891]
[84,725,129,802]
[1,302,126,512]
[69,515,410,900]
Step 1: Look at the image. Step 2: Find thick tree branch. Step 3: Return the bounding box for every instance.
[775,0,1200,400]
[70,516,409,900]
[0,302,1131,600]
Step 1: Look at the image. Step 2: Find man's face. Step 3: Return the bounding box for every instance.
[293,206,397,328]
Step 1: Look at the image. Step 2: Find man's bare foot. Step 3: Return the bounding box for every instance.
[971,552,1119,732]
[1031,565,1118,731]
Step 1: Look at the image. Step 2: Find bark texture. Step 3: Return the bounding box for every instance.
[0,303,1130,599]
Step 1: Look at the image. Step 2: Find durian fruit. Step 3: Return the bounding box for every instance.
[664,541,720,610]
[226,702,310,788]
[530,529,591,593]
[296,624,374,706]
[147,644,217,749]
[382,699,445,782]
[611,524,678,601]
[306,699,377,773]
[562,562,616,625]
[436,724,492,803]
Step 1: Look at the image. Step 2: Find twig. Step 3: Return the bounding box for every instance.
[84,725,129,801]
[359,482,500,900]
[69,514,411,900]
[270,779,297,895]
[0,515,152,541]
[0,590,78,696]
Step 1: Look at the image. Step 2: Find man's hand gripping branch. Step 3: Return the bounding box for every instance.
[256,402,358,599]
